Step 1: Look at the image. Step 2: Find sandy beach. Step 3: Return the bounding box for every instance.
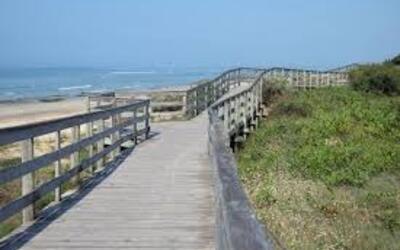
[0,97,87,129]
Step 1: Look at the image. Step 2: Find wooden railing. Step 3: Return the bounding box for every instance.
[185,67,348,119]
[206,67,349,250]
[88,90,189,122]
[207,70,274,250]
[0,100,150,225]
[86,67,349,123]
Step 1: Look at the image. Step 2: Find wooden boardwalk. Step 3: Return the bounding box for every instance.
[18,114,215,249]
[0,67,350,250]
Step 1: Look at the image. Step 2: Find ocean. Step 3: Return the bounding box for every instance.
[0,67,221,101]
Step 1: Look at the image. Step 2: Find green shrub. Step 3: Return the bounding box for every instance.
[239,87,400,186]
[238,87,400,249]
[390,54,400,65]
[350,64,400,95]
[273,100,312,118]
[262,79,289,105]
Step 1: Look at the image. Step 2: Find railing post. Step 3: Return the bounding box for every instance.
[145,102,150,139]
[86,96,91,113]
[96,119,105,170]
[133,109,138,144]
[111,115,119,159]
[224,102,230,131]
[54,131,62,202]
[242,93,248,140]
[86,99,95,173]
[111,99,120,159]
[21,138,35,224]
[87,121,94,174]
[194,89,199,116]
[204,85,209,109]
[70,125,80,186]
[182,93,188,118]
[237,69,241,87]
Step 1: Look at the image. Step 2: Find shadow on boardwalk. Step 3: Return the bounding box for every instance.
[0,132,159,250]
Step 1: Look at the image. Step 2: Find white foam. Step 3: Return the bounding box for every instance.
[59,84,92,91]
[109,71,155,75]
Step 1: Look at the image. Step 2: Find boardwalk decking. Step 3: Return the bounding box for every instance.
[18,114,215,249]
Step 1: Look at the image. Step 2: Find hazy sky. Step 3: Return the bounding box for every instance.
[0,0,399,69]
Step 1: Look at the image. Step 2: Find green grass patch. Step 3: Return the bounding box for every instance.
[238,87,400,249]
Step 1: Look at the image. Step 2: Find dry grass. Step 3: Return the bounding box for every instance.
[243,166,400,250]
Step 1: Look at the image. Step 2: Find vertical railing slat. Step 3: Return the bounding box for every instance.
[21,138,35,223]
[54,131,62,202]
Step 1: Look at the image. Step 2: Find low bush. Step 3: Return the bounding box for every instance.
[389,54,400,65]
[350,64,400,95]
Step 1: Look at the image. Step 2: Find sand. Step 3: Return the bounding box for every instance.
[0,97,87,129]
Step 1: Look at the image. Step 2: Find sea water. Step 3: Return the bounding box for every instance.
[0,67,221,101]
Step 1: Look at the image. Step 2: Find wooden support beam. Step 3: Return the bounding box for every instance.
[54,131,61,203]
[21,138,34,223]
[133,109,138,145]
[70,125,80,186]
[97,119,105,170]
[87,121,94,174]
[145,105,150,139]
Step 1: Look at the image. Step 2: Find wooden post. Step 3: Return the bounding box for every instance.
[70,125,80,186]
[224,102,230,131]
[249,91,255,131]
[111,115,119,159]
[21,138,35,223]
[111,99,120,159]
[145,103,150,139]
[87,121,94,174]
[86,96,91,113]
[133,109,138,145]
[86,96,94,173]
[242,93,248,140]
[182,94,188,118]
[235,96,240,131]
[96,119,105,170]
[194,88,199,116]
[204,86,208,109]
[54,131,62,202]
[237,69,241,87]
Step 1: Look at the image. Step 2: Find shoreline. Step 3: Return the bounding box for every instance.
[0,81,201,129]
[0,80,207,104]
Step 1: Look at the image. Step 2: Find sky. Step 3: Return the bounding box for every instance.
[0,0,399,70]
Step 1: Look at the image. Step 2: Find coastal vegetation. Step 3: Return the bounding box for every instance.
[350,64,400,95]
[237,62,400,249]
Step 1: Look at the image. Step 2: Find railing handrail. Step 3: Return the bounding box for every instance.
[0,99,151,226]
[207,70,274,249]
[0,99,149,146]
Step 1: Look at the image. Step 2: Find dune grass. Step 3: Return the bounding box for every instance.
[238,87,400,249]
